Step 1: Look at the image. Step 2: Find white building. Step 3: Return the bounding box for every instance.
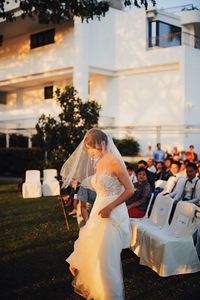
[0,4,200,155]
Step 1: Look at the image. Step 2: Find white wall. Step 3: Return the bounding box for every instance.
[183,46,200,155]
[0,23,75,81]
[89,75,117,121]
[86,10,116,69]
[184,46,200,125]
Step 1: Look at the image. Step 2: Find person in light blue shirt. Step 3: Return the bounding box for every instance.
[153,143,166,162]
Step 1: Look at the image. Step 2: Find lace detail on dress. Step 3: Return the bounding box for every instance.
[91,173,123,197]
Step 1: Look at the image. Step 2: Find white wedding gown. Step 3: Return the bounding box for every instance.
[66,174,131,300]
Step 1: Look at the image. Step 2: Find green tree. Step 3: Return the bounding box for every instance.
[113,137,140,156]
[0,1,156,23]
[32,86,101,169]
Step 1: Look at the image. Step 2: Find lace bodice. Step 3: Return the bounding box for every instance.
[91,173,124,197]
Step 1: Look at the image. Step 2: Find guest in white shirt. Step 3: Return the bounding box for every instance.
[181,162,200,205]
[161,161,185,201]
[125,161,137,184]
[147,158,156,173]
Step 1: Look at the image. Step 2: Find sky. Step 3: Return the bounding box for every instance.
[152,0,200,9]
[123,0,200,11]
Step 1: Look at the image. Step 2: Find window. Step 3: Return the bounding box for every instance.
[30,29,55,49]
[148,21,181,48]
[44,86,53,99]
[0,92,7,104]
[0,35,3,47]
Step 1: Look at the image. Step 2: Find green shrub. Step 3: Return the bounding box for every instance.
[0,148,45,177]
[0,133,6,147]
[113,137,140,157]
[10,134,28,148]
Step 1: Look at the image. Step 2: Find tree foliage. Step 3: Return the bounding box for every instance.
[0,1,156,23]
[32,86,101,169]
[113,137,140,156]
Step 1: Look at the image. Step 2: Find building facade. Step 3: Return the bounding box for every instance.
[0,5,200,155]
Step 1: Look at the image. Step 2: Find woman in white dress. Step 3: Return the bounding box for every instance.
[61,128,134,300]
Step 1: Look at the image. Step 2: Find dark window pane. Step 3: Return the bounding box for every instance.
[0,34,3,47]
[44,86,53,99]
[158,21,181,47]
[0,92,7,104]
[148,21,181,48]
[30,29,55,49]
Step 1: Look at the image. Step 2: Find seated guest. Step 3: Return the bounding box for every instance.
[185,145,198,162]
[155,161,166,181]
[126,168,152,218]
[68,180,80,216]
[59,180,80,211]
[180,162,200,205]
[76,185,96,227]
[197,162,200,179]
[125,161,137,183]
[161,161,185,201]
[171,146,182,161]
[147,158,156,174]
[137,159,148,169]
[163,157,173,180]
[179,159,187,177]
[137,160,155,190]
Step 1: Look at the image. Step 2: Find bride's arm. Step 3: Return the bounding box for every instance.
[98,158,134,218]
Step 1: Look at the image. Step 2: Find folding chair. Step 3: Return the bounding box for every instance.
[139,202,200,276]
[22,170,42,198]
[130,194,174,256]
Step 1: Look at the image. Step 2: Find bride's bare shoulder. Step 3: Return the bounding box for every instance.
[103,153,123,168]
[104,152,116,161]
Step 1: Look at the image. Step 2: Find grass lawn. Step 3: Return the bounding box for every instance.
[0,183,200,300]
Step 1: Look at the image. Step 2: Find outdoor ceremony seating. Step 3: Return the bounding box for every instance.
[42,169,60,196]
[139,201,200,277]
[22,170,42,198]
[155,179,167,189]
[130,194,174,256]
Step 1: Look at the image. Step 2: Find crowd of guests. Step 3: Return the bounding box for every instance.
[126,143,200,219]
[60,143,200,228]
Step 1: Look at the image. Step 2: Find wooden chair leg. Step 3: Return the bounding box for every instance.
[60,198,70,230]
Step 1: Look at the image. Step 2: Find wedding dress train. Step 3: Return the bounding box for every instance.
[66,174,131,300]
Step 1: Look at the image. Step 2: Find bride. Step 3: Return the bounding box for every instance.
[61,128,134,300]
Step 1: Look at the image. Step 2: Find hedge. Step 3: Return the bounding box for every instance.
[113,137,140,156]
[0,148,45,177]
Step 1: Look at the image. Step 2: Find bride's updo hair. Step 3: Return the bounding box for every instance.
[84,128,108,149]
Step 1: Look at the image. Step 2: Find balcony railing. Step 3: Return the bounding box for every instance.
[182,31,200,49]
[159,4,199,13]
[148,31,200,49]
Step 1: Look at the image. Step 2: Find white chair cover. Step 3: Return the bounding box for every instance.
[42,169,60,196]
[130,194,174,256]
[155,179,167,189]
[22,170,42,198]
[139,202,200,277]
[193,209,200,256]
